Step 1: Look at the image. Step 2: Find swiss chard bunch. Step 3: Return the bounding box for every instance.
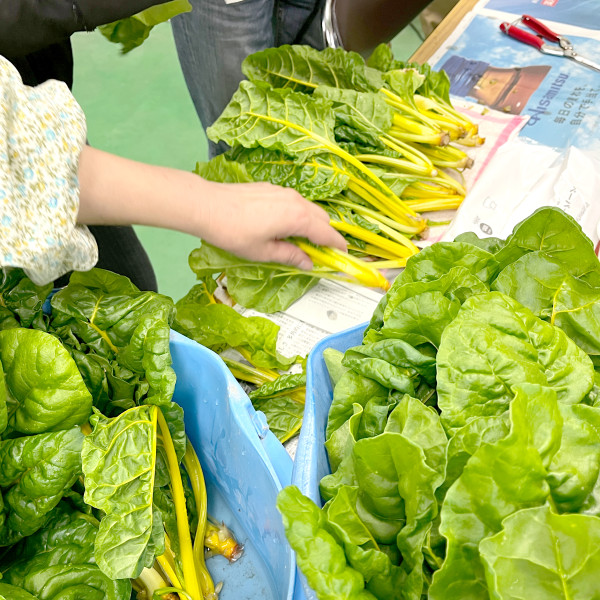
[0,269,237,600]
[192,44,481,311]
[279,207,600,600]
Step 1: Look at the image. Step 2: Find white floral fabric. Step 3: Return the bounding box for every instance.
[0,56,97,285]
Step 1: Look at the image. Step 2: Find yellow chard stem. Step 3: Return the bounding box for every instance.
[236,348,281,376]
[403,184,462,200]
[391,112,443,137]
[222,357,277,386]
[325,197,417,236]
[183,444,217,600]
[296,240,390,291]
[331,220,416,258]
[379,88,443,130]
[369,258,408,269]
[136,567,171,600]
[346,179,424,233]
[243,110,419,223]
[389,127,450,146]
[379,135,434,169]
[403,197,464,211]
[156,554,183,590]
[156,409,203,600]
[348,244,398,260]
[436,170,466,196]
[355,154,437,177]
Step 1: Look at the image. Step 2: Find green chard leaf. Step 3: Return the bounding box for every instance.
[436,292,594,433]
[0,583,38,600]
[430,384,560,599]
[99,0,191,54]
[326,370,389,440]
[187,243,317,313]
[252,395,304,443]
[207,81,339,161]
[384,70,427,109]
[277,485,376,600]
[495,206,600,286]
[0,328,92,435]
[242,44,383,93]
[194,153,255,184]
[399,242,499,286]
[0,428,84,546]
[50,269,176,407]
[313,86,394,137]
[480,505,600,599]
[453,231,506,254]
[228,146,350,200]
[0,269,52,329]
[367,266,488,350]
[342,338,436,393]
[81,405,160,579]
[249,373,306,443]
[175,297,297,369]
[3,505,130,599]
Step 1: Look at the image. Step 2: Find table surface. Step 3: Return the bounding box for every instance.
[410,0,480,63]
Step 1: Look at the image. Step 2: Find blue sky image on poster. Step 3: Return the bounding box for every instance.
[432,14,600,151]
[484,0,599,30]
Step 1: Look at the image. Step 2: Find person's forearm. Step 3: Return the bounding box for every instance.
[334,0,433,57]
[77,146,206,237]
[76,146,347,270]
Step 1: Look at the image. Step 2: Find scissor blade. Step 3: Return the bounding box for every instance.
[571,53,600,73]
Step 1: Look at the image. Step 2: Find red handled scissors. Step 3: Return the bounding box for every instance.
[500,15,600,73]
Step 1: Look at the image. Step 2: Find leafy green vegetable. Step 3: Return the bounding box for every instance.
[430,385,558,598]
[0,328,92,435]
[175,291,297,369]
[480,505,600,599]
[251,395,304,443]
[281,207,600,599]
[3,505,131,599]
[494,206,600,285]
[0,583,37,600]
[0,428,84,545]
[436,292,593,432]
[242,44,382,93]
[277,485,376,600]
[51,270,176,412]
[81,405,159,579]
[99,0,192,54]
[0,269,51,330]
[188,243,317,313]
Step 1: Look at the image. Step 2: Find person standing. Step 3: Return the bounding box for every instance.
[171,0,326,157]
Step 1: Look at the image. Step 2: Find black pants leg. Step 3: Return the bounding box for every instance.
[55,225,158,292]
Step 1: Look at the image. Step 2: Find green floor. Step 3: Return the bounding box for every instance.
[71,23,424,301]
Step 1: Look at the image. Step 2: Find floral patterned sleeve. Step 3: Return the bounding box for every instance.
[0,55,97,285]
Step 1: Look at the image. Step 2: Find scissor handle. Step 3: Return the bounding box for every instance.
[521,15,560,43]
[500,22,544,50]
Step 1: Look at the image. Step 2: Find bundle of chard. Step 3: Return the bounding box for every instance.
[197,43,482,292]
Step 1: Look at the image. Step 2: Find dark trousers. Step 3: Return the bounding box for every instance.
[55,225,158,292]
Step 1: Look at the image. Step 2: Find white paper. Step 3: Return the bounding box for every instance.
[443,139,600,243]
[236,279,383,358]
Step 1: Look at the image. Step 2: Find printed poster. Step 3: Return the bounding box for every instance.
[430,13,600,151]
[482,0,600,30]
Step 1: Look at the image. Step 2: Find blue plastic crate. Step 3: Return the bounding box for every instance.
[290,323,367,600]
[170,330,296,600]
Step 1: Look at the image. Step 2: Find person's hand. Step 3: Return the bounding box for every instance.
[195,180,347,270]
[76,147,346,271]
